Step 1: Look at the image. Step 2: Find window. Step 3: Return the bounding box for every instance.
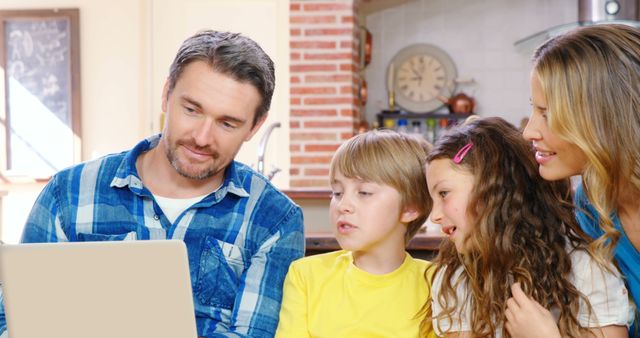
[0,9,81,178]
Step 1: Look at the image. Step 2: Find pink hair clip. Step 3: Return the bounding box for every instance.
[453,142,473,164]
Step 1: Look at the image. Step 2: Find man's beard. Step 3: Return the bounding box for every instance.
[165,141,220,180]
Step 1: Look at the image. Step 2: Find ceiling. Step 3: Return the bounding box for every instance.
[359,0,416,16]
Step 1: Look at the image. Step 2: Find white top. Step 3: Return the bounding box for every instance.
[154,193,209,224]
[431,249,635,337]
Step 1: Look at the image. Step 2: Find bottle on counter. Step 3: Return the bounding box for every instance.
[372,121,381,130]
[383,118,396,130]
[396,118,409,134]
[411,120,424,139]
[426,118,437,143]
[435,118,449,140]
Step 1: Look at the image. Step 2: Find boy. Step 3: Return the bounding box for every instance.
[275,130,434,338]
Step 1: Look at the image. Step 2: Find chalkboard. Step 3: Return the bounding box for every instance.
[0,9,81,177]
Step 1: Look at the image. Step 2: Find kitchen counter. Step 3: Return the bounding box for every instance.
[283,190,444,259]
[283,190,331,200]
[283,189,332,234]
[305,231,444,251]
[305,231,444,260]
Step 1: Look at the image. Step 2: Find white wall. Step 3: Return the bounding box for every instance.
[149,0,291,188]
[364,0,576,126]
[0,0,290,243]
[0,0,148,243]
[0,0,149,160]
[0,0,290,164]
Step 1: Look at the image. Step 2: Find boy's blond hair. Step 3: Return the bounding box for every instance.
[329,129,432,243]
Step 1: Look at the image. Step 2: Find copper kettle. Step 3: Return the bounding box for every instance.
[437,93,475,114]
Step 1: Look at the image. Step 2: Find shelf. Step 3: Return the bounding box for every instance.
[375,111,473,143]
[378,111,472,119]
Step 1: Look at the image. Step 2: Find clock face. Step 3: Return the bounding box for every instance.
[388,44,457,113]
[397,55,446,103]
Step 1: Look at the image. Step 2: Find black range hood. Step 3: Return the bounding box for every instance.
[515,0,640,51]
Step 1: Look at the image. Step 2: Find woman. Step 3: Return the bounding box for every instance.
[520,24,639,335]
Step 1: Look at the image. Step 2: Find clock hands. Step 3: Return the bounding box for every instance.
[389,44,458,113]
[410,67,423,86]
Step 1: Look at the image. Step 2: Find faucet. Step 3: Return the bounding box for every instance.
[257,122,281,179]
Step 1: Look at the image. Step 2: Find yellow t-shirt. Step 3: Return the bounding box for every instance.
[275,250,436,338]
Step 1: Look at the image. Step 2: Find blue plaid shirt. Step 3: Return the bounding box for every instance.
[0,135,305,338]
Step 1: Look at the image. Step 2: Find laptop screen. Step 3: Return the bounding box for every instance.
[0,240,197,338]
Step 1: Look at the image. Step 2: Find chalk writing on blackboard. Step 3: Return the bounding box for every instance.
[6,18,70,125]
[3,16,74,175]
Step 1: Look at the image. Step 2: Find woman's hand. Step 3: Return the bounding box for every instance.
[504,283,561,338]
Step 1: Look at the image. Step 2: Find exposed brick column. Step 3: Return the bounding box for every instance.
[289,0,362,189]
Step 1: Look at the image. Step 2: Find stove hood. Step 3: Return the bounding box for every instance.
[514,0,640,51]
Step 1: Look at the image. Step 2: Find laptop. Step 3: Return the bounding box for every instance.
[0,240,198,338]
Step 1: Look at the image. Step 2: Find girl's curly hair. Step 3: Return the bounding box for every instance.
[420,117,595,337]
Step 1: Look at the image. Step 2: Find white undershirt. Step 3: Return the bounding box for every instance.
[154,193,209,224]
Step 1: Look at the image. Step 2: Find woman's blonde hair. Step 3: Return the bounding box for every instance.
[532,24,640,263]
[330,129,432,243]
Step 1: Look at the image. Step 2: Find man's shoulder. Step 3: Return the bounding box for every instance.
[51,150,128,183]
[227,162,304,241]
[54,136,155,185]
[232,161,299,209]
[31,150,131,214]
[52,151,127,180]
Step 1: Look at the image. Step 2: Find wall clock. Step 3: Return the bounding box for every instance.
[387,44,457,113]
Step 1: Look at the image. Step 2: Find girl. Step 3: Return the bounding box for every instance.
[423,117,632,337]
[522,24,640,334]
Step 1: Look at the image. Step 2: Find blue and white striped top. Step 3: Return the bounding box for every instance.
[0,134,305,338]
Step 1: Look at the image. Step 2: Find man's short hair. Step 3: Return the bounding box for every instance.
[167,30,275,127]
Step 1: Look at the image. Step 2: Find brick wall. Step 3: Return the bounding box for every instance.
[289,0,362,189]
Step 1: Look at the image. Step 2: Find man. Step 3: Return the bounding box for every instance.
[0,30,304,338]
